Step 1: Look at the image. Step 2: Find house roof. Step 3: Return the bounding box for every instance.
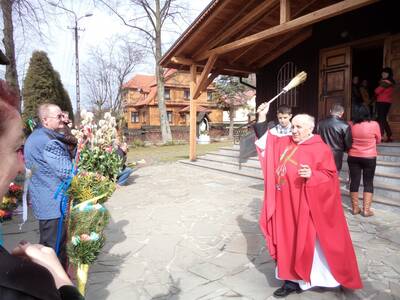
[123,68,216,107]
[160,0,376,76]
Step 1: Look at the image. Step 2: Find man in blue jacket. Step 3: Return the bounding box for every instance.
[24,103,72,268]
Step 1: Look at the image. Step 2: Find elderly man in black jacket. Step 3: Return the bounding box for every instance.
[317,103,352,171]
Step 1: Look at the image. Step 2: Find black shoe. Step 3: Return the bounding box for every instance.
[273,282,301,298]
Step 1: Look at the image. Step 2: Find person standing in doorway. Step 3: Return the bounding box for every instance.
[375,67,395,142]
[351,76,363,119]
[317,103,352,171]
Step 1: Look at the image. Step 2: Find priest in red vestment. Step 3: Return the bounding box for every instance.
[254,103,362,298]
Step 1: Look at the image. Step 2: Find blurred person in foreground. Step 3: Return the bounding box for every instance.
[0,79,83,299]
[253,102,362,298]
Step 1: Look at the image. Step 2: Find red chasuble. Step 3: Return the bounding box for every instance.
[258,132,362,289]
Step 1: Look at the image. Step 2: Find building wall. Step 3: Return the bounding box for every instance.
[257,1,398,121]
[123,71,223,129]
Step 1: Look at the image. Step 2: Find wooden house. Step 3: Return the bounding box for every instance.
[122,69,222,130]
[160,0,399,160]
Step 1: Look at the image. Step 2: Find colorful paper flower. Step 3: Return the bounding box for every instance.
[80,234,91,241]
[89,232,100,241]
[72,236,81,246]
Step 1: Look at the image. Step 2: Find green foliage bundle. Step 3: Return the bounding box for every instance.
[22,51,74,121]
[69,171,116,204]
[67,205,110,265]
[78,147,122,180]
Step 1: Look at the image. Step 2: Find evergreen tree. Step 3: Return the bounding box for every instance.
[54,70,74,122]
[22,50,74,121]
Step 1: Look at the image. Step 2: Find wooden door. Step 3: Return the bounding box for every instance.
[384,34,400,140]
[319,47,351,121]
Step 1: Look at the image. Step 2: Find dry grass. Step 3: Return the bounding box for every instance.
[126,141,233,165]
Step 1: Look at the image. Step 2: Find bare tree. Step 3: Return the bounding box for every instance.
[1,0,50,108]
[82,37,143,117]
[96,0,188,143]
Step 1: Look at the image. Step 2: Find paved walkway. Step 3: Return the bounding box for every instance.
[2,162,400,299]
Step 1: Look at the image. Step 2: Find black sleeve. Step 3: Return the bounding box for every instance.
[59,285,85,300]
[344,126,353,152]
[252,120,269,139]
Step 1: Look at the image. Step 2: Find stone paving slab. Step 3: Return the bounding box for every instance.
[2,162,400,299]
[85,163,400,300]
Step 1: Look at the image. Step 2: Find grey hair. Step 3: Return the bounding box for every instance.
[37,103,59,121]
[292,114,315,131]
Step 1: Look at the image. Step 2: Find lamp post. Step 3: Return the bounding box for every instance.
[50,3,93,125]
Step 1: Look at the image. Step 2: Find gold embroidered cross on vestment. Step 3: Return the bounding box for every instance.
[275,145,299,190]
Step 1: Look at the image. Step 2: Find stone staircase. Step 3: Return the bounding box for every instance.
[180,143,400,209]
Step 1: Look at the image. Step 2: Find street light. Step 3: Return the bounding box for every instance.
[50,2,93,125]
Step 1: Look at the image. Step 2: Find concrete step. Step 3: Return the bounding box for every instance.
[339,177,400,202]
[216,148,240,157]
[340,191,400,210]
[377,143,400,155]
[340,169,400,188]
[202,153,260,165]
[179,159,400,209]
[197,156,260,171]
[220,145,240,150]
[191,145,400,209]
[341,160,400,176]
[179,159,263,181]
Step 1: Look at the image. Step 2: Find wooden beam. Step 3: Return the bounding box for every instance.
[196,0,377,61]
[189,64,197,161]
[193,54,218,99]
[173,0,232,58]
[171,56,195,65]
[245,29,306,66]
[280,0,291,23]
[255,28,312,68]
[230,0,318,64]
[193,0,279,58]
[204,72,219,89]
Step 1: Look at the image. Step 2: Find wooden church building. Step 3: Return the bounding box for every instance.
[160,0,400,158]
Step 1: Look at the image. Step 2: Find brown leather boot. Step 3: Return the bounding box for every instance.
[362,192,374,217]
[350,192,361,215]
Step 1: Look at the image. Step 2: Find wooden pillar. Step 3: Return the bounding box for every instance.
[280,0,291,24]
[189,64,197,161]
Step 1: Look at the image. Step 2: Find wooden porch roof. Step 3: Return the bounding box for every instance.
[160,0,377,77]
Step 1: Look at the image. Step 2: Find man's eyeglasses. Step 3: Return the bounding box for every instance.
[47,114,63,120]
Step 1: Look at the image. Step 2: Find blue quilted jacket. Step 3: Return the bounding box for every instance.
[24,127,72,220]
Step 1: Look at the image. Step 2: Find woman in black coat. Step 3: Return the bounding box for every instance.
[0,79,83,300]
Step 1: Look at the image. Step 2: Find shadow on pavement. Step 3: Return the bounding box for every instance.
[85,217,129,299]
[236,197,280,289]
[149,275,181,300]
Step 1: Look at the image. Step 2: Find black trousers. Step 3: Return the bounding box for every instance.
[39,218,68,269]
[332,150,344,172]
[347,156,376,193]
[376,102,392,138]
